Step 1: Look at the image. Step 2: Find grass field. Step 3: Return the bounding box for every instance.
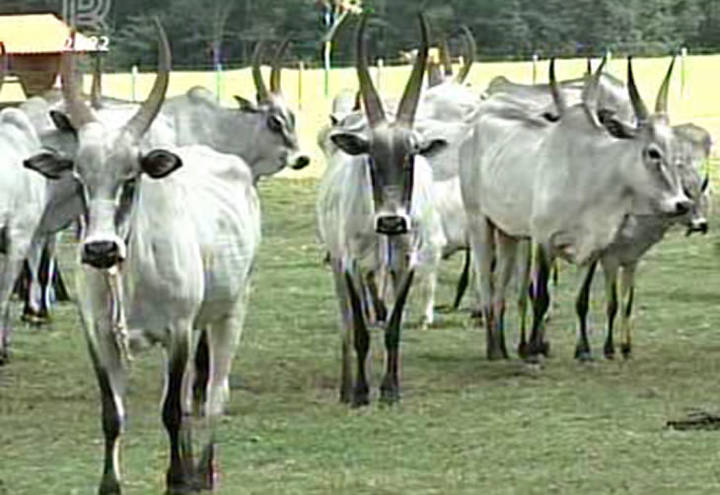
[3,175,720,494]
[2,54,718,179]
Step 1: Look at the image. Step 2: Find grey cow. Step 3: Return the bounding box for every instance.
[24,20,261,494]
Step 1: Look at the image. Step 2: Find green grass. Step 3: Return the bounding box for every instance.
[3,176,720,494]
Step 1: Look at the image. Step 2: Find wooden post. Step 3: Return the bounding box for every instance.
[298,60,304,110]
[131,65,138,102]
[376,58,383,93]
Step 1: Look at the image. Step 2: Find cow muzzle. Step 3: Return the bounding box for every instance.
[375,214,410,235]
[289,152,311,170]
[82,240,123,269]
[686,218,709,236]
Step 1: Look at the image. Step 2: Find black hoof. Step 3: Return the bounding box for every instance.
[21,312,50,326]
[620,344,632,359]
[470,310,484,323]
[487,346,509,361]
[603,343,615,360]
[195,445,217,491]
[517,341,528,359]
[575,350,593,362]
[99,476,122,495]
[351,384,370,408]
[540,341,551,357]
[379,387,400,405]
[0,350,8,366]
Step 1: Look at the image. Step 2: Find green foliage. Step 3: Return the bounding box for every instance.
[0,0,715,68]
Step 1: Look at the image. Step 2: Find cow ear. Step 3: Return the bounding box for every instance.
[604,117,637,139]
[329,114,340,126]
[418,138,448,158]
[24,152,73,179]
[234,95,259,113]
[140,150,183,179]
[330,132,369,156]
[49,111,76,134]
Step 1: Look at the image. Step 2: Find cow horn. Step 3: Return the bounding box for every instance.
[124,17,171,139]
[90,54,103,110]
[60,50,96,129]
[270,37,290,95]
[455,26,475,84]
[627,56,649,124]
[356,14,386,127]
[655,55,676,115]
[549,58,566,117]
[582,55,607,128]
[252,40,270,102]
[439,36,452,76]
[396,13,430,127]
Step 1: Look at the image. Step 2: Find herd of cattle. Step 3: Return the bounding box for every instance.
[0,13,713,495]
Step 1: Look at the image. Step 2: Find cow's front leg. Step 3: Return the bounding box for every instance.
[380,270,415,404]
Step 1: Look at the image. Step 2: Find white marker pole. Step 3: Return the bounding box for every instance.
[131,65,138,103]
[532,53,538,84]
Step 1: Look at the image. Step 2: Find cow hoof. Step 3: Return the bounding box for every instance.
[21,312,50,326]
[540,341,551,357]
[486,347,508,361]
[574,350,593,363]
[0,350,8,366]
[621,344,632,360]
[379,387,400,405]
[195,446,218,491]
[604,343,615,360]
[517,342,528,359]
[98,476,122,495]
[351,384,370,408]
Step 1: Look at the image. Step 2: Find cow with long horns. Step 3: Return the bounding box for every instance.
[24,20,260,493]
[317,13,448,405]
[461,56,691,362]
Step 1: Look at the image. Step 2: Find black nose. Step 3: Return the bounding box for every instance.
[376,216,408,235]
[675,200,691,216]
[82,241,120,269]
[292,155,310,170]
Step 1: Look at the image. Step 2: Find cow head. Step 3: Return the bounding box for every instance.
[673,124,713,235]
[233,40,310,177]
[330,13,446,236]
[24,19,181,271]
[550,56,691,218]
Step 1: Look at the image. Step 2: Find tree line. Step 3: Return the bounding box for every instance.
[2,0,719,71]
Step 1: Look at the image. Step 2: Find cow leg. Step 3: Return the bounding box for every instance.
[331,262,353,403]
[527,244,551,362]
[196,291,248,491]
[516,240,532,359]
[469,216,496,357]
[0,246,29,364]
[601,260,619,359]
[417,250,441,330]
[574,260,598,362]
[619,264,636,359]
[365,270,387,325]
[491,231,517,360]
[380,270,415,404]
[162,324,195,494]
[344,270,371,407]
[452,249,471,311]
[23,237,51,325]
[191,330,209,415]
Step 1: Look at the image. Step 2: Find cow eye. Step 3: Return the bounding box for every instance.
[267,115,283,133]
[647,147,662,161]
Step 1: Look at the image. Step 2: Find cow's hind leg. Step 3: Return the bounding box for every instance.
[601,260,619,359]
[516,240,532,359]
[331,261,354,403]
[574,260,598,362]
[527,244,551,362]
[619,264,636,359]
[162,322,195,494]
[491,231,517,360]
[451,249,471,311]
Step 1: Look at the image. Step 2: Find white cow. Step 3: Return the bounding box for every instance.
[24,21,260,494]
[318,14,448,406]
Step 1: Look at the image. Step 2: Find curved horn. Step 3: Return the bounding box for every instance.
[439,37,452,77]
[270,37,290,94]
[549,58,566,118]
[124,17,171,139]
[627,56,649,125]
[396,13,430,127]
[356,14,385,127]
[252,40,270,102]
[90,54,103,110]
[455,26,475,84]
[60,51,96,128]
[582,55,607,128]
[655,55,676,115]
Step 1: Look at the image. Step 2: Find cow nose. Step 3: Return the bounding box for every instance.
[674,199,692,216]
[82,241,120,269]
[376,215,408,235]
[696,220,709,234]
[291,154,310,170]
